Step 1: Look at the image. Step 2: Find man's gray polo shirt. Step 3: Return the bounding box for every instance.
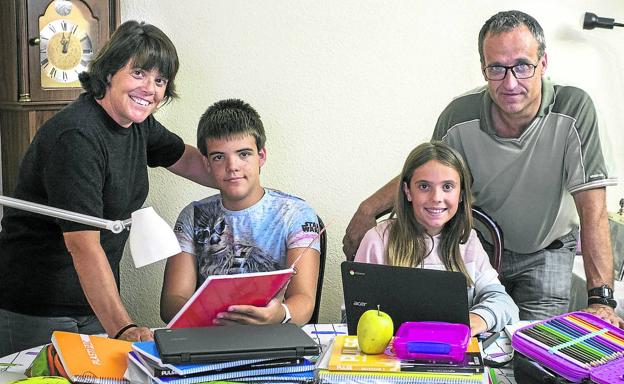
[433,79,618,254]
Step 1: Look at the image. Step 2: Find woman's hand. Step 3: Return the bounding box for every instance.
[118,326,154,342]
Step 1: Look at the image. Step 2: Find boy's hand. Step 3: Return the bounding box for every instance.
[214,298,284,325]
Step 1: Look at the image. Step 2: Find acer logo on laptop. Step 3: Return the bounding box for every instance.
[348,269,365,276]
[353,301,367,307]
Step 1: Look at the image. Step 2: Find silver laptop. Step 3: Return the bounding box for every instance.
[341,261,470,335]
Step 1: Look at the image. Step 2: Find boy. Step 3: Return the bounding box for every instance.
[160,99,320,325]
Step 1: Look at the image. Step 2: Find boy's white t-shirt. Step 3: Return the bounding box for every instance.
[174,188,320,285]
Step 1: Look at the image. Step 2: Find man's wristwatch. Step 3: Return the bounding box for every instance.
[588,284,617,309]
[588,297,618,308]
[281,303,292,323]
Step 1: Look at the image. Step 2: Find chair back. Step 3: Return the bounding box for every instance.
[471,206,503,272]
[309,216,326,324]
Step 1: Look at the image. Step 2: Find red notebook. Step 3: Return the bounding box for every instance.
[167,268,294,328]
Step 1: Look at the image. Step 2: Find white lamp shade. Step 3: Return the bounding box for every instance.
[129,207,181,268]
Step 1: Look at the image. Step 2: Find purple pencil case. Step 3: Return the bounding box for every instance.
[512,311,624,384]
[393,321,470,362]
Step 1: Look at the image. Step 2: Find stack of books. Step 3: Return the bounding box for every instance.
[47,331,315,384]
[126,340,316,384]
[316,335,485,384]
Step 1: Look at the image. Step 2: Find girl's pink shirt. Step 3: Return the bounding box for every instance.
[354,221,499,302]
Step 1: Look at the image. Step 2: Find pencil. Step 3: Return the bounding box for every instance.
[489,367,498,384]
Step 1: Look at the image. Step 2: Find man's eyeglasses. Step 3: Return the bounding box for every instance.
[483,62,539,81]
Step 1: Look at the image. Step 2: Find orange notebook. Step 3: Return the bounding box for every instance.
[167,268,294,329]
[51,331,132,383]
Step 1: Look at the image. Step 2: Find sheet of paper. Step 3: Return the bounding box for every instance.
[302,323,347,353]
[0,345,44,383]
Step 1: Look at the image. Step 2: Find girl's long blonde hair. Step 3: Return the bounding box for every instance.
[386,141,474,285]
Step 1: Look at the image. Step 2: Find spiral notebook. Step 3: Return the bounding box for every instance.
[167,268,294,329]
[317,370,484,383]
[132,340,270,376]
[128,351,314,384]
[51,331,132,384]
[316,338,483,384]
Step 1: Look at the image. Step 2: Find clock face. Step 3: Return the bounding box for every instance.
[39,19,94,85]
[17,0,115,102]
[37,0,100,90]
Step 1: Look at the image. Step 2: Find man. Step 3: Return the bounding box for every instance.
[160,99,320,326]
[343,10,622,326]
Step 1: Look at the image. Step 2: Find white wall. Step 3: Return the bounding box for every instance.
[118,1,624,326]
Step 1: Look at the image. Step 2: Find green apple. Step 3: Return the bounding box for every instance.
[357,306,394,354]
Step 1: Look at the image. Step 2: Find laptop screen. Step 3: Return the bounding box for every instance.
[341,261,470,335]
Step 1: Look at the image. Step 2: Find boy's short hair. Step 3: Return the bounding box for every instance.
[197,99,266,156]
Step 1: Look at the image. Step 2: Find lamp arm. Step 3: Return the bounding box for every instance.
[0,195,128,234]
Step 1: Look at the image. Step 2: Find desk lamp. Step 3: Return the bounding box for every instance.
[0,195,181,268]
[583,12,624,30]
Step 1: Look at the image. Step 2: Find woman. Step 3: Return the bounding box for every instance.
[0,20,213,355]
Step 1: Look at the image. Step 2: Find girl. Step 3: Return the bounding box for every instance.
[355,141,518,335]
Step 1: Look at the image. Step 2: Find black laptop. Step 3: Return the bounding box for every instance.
[341,261,470,335]
[154,323,320,364]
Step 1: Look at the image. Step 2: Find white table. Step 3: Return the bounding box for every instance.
[0,322,516,384]
[0,324,350,384]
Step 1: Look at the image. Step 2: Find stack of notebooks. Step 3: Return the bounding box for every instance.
[127,340,316,384]
[316,335,485,384]
[47,330,316,384]
[127,323,320,383]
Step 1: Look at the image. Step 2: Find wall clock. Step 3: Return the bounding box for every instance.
[0,0,119,195]
[26,0,116,102]
[37,1,98,89]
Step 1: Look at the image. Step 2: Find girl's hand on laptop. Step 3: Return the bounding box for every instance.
[469,313,488,336]
[214,298,284,325]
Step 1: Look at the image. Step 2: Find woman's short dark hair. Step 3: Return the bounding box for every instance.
[79,20,179,104]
